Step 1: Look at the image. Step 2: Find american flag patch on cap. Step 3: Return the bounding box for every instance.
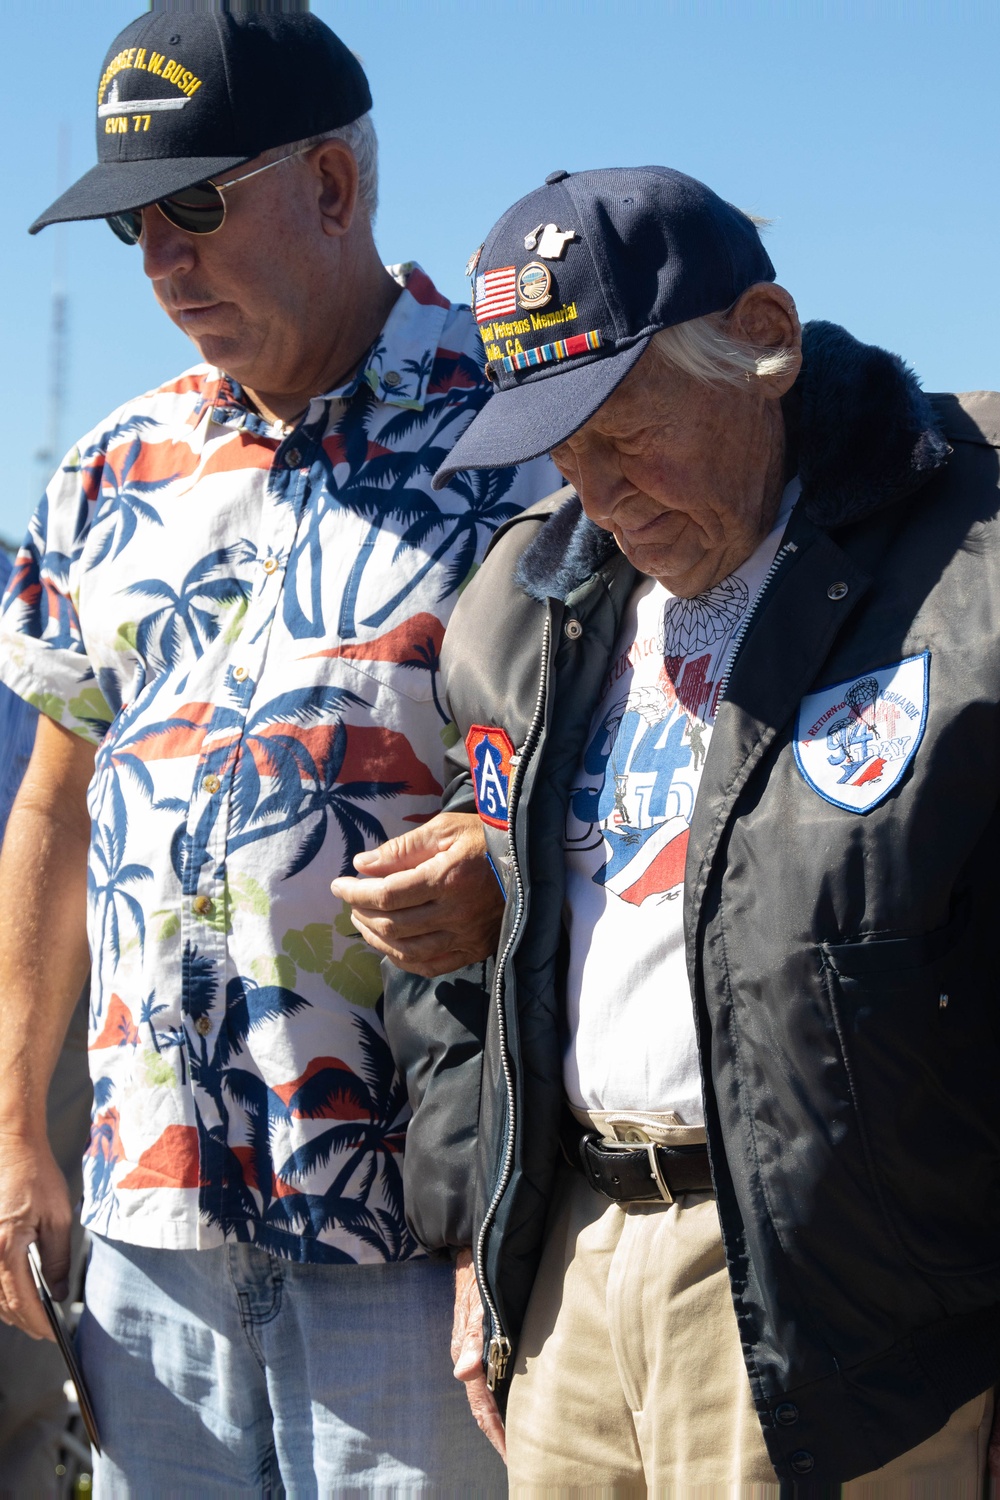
[475,266,517,323]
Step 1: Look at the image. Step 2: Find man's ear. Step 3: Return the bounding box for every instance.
[725,283,803,396]
[310,140,359,238]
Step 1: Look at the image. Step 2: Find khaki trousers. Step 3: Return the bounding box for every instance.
[506,1163,994,1497]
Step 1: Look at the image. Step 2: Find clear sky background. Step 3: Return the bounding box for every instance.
[2,0,997,547]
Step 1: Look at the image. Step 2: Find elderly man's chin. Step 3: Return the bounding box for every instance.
[613,531,721,598]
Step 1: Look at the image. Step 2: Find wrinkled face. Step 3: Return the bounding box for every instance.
[137,150,333,393]
[549,345,788,598]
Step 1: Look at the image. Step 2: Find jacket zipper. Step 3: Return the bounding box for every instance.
[477,612,553,1391]
[715,540,797,705]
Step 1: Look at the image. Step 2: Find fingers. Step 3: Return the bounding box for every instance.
[464,1376,508,1462]
[37,1219,72,1304]
[347,812,486,880]
[0,1146,73,1340]
[451,1248,475,1366]
[349,934,485,980]
[332,812,502,974]
[351,819,455,878]
[332,863,447,915]
[0,1227,57,1341]
[452,1252,485,1380]
[450,1252,506,1460]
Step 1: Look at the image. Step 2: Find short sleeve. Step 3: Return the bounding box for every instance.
[0,450,112,744]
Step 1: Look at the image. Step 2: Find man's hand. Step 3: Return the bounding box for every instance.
[452,1247,506,1461]
[0,1135,73,1341]
[331,812,504,979]
[989,1391,1000,1479]
[0,717,93,1343]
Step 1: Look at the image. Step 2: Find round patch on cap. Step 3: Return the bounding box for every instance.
[517,261,553,309]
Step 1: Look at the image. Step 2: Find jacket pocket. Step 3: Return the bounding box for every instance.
[821,903,1000,1277]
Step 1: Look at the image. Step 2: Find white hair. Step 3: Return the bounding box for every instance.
[267,112,380,221]
[650,310,798,389]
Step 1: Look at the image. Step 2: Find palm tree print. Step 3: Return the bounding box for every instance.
[174,686,407,882]
[88,774,152,1019]
[400,631,449,725]
[125,541,256,671]
[361,462,522,629]
[84,419,170,568]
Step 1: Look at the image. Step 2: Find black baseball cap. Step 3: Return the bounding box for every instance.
[29,8,371,234]
[433,166,776,488]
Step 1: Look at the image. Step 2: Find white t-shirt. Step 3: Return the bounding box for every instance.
[562,480,800,1120]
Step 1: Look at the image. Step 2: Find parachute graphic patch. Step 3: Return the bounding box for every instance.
[466,725,516,829]
[794,652,929,813]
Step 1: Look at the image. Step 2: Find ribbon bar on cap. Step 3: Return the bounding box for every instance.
[501,329,603,375]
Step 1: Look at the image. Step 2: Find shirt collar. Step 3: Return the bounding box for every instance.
[320,262,451,412]
[194,262,451,432]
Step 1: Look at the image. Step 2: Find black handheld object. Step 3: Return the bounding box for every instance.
[26,1242,102,1454]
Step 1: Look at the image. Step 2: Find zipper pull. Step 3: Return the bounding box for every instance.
[485,1334,512,1391]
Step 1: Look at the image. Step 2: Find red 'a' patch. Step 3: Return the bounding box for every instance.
[465,725,516,830]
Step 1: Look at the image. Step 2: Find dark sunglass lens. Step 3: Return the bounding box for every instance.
[107,211,142,245]
[158,181,225,235]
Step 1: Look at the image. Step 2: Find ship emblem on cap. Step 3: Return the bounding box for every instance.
[517,261,553,309]
[523,223,577,259]
[98,79,191,116]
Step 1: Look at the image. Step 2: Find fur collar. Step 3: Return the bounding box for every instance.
[514,319,951,603]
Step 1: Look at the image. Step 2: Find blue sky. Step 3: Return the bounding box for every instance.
[2,0,997,545]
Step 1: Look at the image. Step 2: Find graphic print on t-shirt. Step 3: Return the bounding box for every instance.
[561,479,799,1116]
[566,573,749,906]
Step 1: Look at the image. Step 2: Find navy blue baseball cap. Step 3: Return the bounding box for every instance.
[29,8,371,234]
[433,166,776,488]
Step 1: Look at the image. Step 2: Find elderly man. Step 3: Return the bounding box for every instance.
[378,167,1000,1489]
[0,7,551,1492]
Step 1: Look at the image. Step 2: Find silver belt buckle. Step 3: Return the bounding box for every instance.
[646,1142,673,1204]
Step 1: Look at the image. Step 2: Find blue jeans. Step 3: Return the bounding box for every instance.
[78,1235,505,1497]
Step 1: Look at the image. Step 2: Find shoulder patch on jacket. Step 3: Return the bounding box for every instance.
[466,725,515,829]
[794,652,929,812]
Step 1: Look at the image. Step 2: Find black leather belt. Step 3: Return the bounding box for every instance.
[561,1113,713,1204]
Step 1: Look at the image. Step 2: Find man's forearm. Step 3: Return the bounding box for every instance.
[0,777,91,1137]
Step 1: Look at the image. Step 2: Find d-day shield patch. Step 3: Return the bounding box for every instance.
[794,652,929,813]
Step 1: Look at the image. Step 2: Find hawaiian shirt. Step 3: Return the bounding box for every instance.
[0,264,556,1263]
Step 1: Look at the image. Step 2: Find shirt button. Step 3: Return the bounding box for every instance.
[286,448,302,468]
[774,1402,799,1427]
[827,581,849,601]
[194,1016,212,1037]
[790,1451,815,1475]
[192,895,214,916]
[202,774,221,794]
[383,370,402,387]
[233,665,249,682]
[262,557,279,574]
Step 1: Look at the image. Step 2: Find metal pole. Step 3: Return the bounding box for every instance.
[34,124,70,488]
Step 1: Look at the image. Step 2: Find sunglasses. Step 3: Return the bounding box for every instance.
[107,146,310,245]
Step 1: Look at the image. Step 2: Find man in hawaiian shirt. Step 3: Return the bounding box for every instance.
[0,9,553,1492]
